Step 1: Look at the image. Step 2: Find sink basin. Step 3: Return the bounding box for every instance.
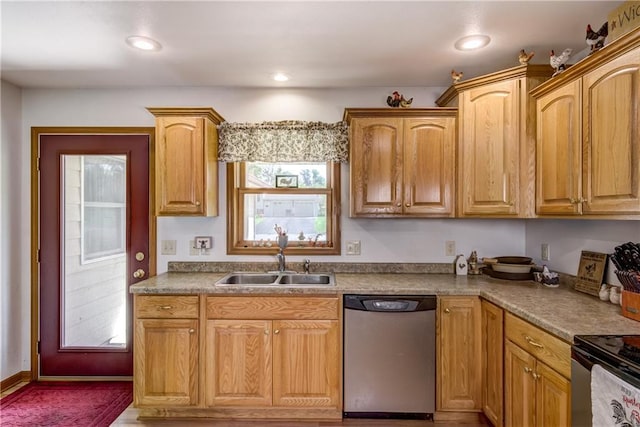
[215,273,279,286]
[214,272,335,287]
[277,274,333,285]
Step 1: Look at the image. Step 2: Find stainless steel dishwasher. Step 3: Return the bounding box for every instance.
[343,294,437,420]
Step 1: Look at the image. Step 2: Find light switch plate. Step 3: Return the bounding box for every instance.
[161,240,177,255]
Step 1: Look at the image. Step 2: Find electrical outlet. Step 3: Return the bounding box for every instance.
[190,239,212,256]
[346,240,361,255]
[160,240,177,255]
[445,241,456,256]
[541,243,550,261]
[195,236,213,249]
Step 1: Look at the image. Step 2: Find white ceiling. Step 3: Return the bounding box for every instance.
[1,1,620,89]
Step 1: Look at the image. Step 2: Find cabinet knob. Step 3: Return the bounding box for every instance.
[532,372,541,380]
[570,198,576,204]
[444,308,451,314]
[405,203,410,207]
[189,329,195,334]
[274,329,280,335]
[396,203,401,207]
[524,367,533,374]
[195,201,201,206]
[264,330,269,335]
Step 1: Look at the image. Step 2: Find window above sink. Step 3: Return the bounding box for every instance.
[226,161,341,255]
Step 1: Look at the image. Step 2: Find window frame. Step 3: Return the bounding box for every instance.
[226,161,341,255]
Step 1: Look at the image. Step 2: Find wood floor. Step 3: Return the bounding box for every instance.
[3,382,488,426]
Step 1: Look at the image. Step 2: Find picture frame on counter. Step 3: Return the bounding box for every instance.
[575,251,608,296]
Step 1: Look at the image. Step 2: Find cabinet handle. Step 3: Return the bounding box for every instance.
[160,305,173,310]
[274,329,280,334]
[444,308,451,314]
[189,329,195,334]
[525,335,544,349]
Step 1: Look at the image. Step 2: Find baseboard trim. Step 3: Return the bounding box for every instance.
[1,371,32,392]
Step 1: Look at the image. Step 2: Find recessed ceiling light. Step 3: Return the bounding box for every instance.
[454,34,491,51]
[273,73,290,82]
[126,35,162,52]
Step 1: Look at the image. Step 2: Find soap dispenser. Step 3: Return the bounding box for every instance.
[455,254,468,276]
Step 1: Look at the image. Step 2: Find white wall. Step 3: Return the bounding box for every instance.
[525,219,640,281]
[2,84,632,379]
[1,80,28,379]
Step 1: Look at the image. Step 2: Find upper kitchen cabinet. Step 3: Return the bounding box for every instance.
[147,107,225,216]
[532,27,640,218]
[344,108,457,218]
[437,65,552,218]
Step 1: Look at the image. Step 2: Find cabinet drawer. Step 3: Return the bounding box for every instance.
[207,296,339,320]
[505,312,571,378]
[135,295,199,319]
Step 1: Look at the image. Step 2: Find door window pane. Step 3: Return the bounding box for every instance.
[62,155,127,348]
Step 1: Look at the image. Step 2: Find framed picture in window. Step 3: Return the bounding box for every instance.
[276,175,298,188]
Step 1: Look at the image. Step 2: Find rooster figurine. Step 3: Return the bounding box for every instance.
[518,49,535,65]
[386,91,402,107]
[549,48,573,76]
[586,22,608,54]
[451,69,463,83]
[399,96,413,108]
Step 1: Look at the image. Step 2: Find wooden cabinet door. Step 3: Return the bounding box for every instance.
[350,117,403,215]
[205,319,272,407]
[504,341,536,427]
[403,117,456,217]
[535,361,571,427]
[459,79,520,216]
[134,318,199,407]
[272,320,340,408]
[536,79,582,215]
[437,296,482,411]
[482,300,504,427]
[583,48,640,215]
[156,116,207,215]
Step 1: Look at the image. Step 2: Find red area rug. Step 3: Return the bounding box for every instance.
[0,381,132,426]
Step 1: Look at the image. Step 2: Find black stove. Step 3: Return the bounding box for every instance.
[573,335,640,385]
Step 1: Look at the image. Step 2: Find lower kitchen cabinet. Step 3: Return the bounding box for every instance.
[205,296,341,419]
[504,313,571,427]
[481,300,504,427]
[134,295,200,407]
[437,296,482,413]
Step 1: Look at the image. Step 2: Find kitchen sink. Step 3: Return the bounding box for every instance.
[277,274,333,285]
[215,272,335,287]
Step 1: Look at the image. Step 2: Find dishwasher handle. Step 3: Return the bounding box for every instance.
[344,295,437,312]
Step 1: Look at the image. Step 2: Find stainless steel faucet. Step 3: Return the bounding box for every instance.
[303,258,311,274]
[276,250,286,272]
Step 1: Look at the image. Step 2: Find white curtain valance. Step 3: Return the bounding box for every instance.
[218,120,349,163]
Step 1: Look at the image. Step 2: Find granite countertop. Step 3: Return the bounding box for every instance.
[130,270,640,343]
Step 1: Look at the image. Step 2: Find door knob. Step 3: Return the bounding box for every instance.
[133,269,146,279]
